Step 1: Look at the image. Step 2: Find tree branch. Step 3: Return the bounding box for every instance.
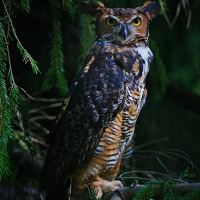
[103,183,200,200]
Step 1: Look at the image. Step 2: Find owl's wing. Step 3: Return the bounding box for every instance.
[40,51,127,195]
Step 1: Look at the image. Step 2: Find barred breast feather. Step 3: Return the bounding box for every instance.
[75,39,153,180]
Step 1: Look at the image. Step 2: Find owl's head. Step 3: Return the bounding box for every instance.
[81,1,161,45]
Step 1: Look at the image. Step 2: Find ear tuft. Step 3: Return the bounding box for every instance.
[139,1,161,20]
[81,1,105,16]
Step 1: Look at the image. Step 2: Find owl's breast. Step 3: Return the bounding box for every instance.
[133,46,153,82]
[74,41,152,182]
[85,85,144,176]
[95,41,153,85]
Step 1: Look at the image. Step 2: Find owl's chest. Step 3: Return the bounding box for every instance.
[84,91,141,180]
[81,43,152,178]
[91,84,145,162]
[79,87,146,182]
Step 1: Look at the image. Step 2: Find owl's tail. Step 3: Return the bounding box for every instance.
[45,178,72,200]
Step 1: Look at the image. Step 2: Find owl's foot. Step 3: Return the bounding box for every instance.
[88,175,123,199]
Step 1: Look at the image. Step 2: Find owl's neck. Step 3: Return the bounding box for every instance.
[97,36,149,48]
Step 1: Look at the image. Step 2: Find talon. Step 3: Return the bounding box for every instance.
[89,176,124,198]
[96,187,103,199]
[111,180,124,188]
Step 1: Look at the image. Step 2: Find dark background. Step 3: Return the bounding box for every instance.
[0,0,200,199]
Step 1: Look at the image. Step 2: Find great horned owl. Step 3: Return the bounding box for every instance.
[40,1,161,200]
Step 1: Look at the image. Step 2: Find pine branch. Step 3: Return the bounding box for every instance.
[21,0,31,13]
[133,180,159,200]
[149,39,168,100]
[43,0,68,96]
[0,21,13,180]
[0,8,35,179]
[0,82,13,180]
[103,183,200,200]
[180,187,200,200]
[78,13,95,71]
[1,0,40,74]
[3,27,15,86]
[162,180,181,200]
[65,0,78,18]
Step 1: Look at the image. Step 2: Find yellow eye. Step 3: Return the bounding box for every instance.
[105,17,116,27]
[132,18,141,27]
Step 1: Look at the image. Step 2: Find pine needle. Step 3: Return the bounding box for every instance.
[2,0,40,74]
[43,0,68,96]
[21,0,31,13]
[0,1,38,180]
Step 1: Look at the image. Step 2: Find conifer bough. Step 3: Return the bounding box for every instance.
[103,183,200,200]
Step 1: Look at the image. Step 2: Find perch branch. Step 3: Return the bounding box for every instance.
[103,183,200,200]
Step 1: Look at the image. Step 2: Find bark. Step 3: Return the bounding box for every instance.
[103,183,200,200]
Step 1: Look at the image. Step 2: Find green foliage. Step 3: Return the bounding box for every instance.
[0,22,7,70]
[180,187,200,200]
[132,169,198,200]
[133,180,158,200]
[43,0,68,96]
[14,132,36,156]
[65,0,96,71]
[0,20,13,180]
[180,168,196,180]
[66,0,78,18]
[83,187,100,200]
[78,13,95,71]
[2,0,40,74]
[16,41,40,74]
[159,0,168,15]
[132,179,181,200]
[9,86,35,156]
[149,39,168,100]
[21,0,31,13]
[0,71,13,180]
[0,0,39,180]
[162,179,181,200]
[43,0,96,93]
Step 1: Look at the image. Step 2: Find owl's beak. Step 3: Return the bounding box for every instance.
[120,24,128,41]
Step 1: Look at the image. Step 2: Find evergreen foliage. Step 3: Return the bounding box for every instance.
[162,179,181,200]
[66,0,78,18]
[133,180,158,200]
[159,0,168,15]
[84,187,102,200]
[0,19,13,180]
[21,0,31,13]
[133,169,198,200]
[2,0,40,74]
[65,0,97,71]
[132,179,181,200]
[16,42,39,74]
[0,0,39,180]
[149,38,168,100]
[180,168,196,180]
[78,13,95,71]
[43,0,68,96]
[180,187,200,200]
